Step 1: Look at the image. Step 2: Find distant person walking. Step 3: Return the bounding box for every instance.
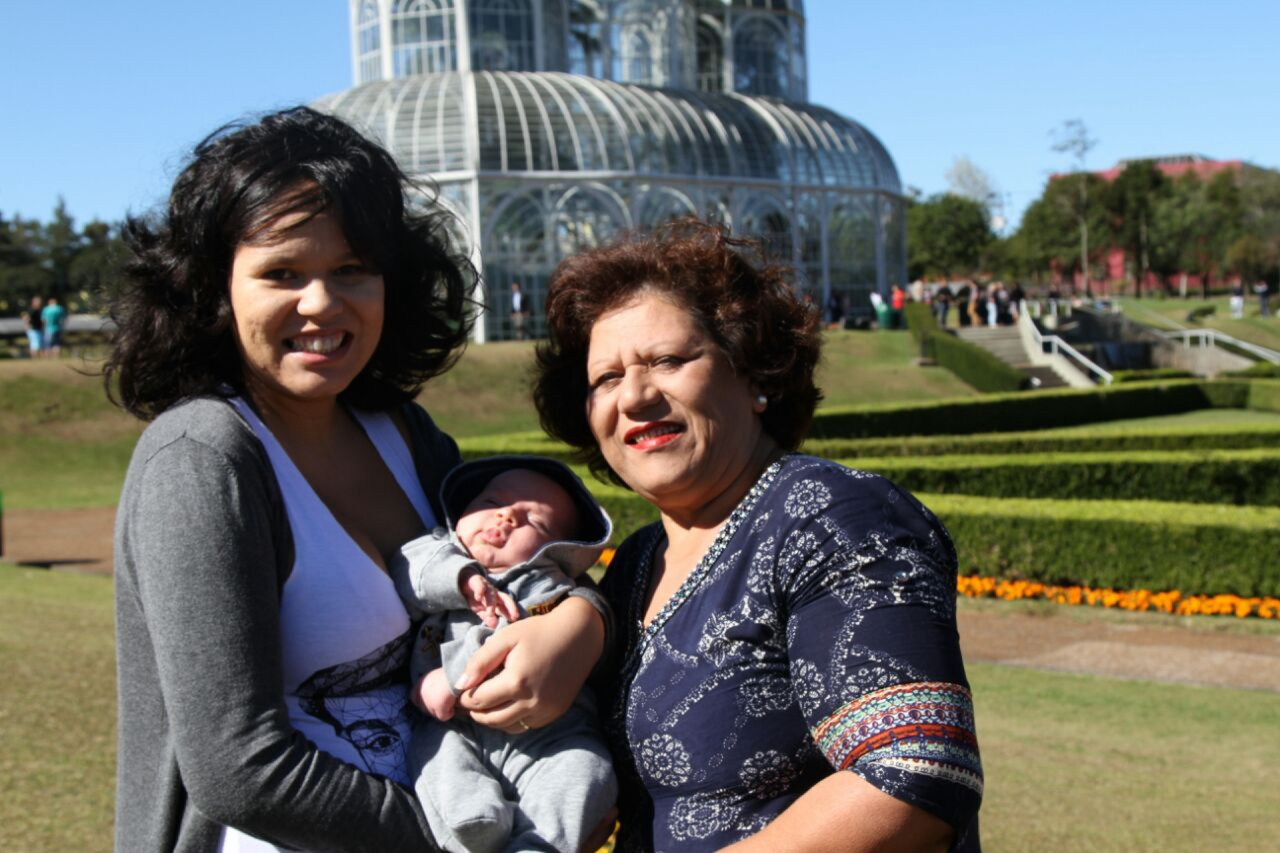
[41,296,66,357]
[510,281,530,340]
[22,295,44,358]
[890,283,906,329]
[1254,281,1271,317]
[825,290,845,330]
[1230,283,1245,319]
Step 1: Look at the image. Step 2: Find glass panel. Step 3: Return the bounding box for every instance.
[732,16,788,97]
[391,0,458,76]
[696,20,723,93]
[469,0,535,71]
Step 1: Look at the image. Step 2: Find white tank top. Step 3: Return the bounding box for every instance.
[220,399,437,853]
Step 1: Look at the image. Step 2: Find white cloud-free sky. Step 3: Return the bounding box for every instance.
[4,0,1277,230]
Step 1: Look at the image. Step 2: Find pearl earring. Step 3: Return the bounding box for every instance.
[755,394,768,409]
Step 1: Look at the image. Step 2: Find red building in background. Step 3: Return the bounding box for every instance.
[1054,154,1254,295]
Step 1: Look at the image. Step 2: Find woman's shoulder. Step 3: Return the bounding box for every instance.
[131,396,269,476]
[768,453,950,541]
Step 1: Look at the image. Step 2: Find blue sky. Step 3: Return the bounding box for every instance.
[4,0,1278,231]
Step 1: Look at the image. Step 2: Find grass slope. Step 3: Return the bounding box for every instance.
[0,330,969,508]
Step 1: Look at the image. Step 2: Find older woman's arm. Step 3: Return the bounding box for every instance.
[116,417,438,852]
[722,773,953,852]
[734,469,983,851]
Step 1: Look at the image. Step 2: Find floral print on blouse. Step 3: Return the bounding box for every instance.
[599,454,983,852]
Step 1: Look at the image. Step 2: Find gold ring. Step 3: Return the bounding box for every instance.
[517,718,531,731]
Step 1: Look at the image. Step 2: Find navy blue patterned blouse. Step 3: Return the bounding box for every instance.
[599,454,982,851]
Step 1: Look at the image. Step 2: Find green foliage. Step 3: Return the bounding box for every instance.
[1103,161,1168,296]
[1225,361,1280,379]
[1015,173,1111,283]
[902,303,1026,392]
[926,493,1279,597]
[1109,368,1197,383]
[1186,304,1216,323]
[809,380,1246,439]
[848,448,1280,506]
[1249,379,1280,412]
[929,331,1027,393]
[905,192,994,280]
[802,421,1280,458]
[591,483,1280,597]
[0,203,125,313]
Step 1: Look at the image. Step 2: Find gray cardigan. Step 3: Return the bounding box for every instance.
[114,396,458,853]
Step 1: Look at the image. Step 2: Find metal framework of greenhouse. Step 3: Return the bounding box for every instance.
[318,0,905,340]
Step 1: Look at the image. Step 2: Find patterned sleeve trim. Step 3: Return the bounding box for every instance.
[813,681,984,798]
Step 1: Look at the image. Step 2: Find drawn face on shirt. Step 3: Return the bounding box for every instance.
[454,469,579,571]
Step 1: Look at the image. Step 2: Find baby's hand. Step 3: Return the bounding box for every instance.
[461,571,520,628]
[414,669,459,721]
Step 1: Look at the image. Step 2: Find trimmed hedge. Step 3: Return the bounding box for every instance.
[903,302,1027,393]
[844,449,1280,505]
[929,331,1028,392]
[925,493,1280,598]
[1227,362,1280,379]
[802,423,1280,459]
[809,380,1252,438]
[1110,368,1197,383]
[1250,380,1280,412]
[589,487,1280,597]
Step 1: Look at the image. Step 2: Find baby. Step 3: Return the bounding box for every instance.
[390,455,617,853]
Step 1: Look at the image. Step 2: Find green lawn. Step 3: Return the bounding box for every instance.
[1114,295,1280,352]
[971,662,1280,851]
[3,568,1276,852]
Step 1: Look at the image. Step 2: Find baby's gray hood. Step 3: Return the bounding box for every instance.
[441,455,613,578]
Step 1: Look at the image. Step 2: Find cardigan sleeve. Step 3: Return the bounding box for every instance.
[116,423,440,853]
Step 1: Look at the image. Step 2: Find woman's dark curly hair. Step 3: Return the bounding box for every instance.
[104,106,476,420]
[534,218,822,485]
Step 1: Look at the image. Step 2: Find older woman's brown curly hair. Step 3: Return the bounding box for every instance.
[533,218,823,485]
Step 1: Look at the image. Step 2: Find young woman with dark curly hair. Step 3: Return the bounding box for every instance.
[534,219,983,852]
[107,107,608,853]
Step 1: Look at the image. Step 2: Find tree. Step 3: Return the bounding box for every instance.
[1236,167,1280,288]
[1050,119,1099,295]
[1014,173,1109,286]
[0,212,54,312]
[42,197,83,298]
[1104,161,1167,299]
[1149,171,1241,299]
[906,193,994,280]
[944,156,999,215]
[68,220,126,310]
[1226,233,1278,285]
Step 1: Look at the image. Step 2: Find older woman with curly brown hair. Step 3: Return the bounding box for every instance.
[534,219,983,852]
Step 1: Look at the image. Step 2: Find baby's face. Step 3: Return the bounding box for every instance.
[455,468,579,571]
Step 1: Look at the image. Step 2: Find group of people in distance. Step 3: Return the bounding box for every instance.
[108,107,982,852]
[20,294,66,358]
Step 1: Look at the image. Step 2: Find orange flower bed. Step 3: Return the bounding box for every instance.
[957,574,1280,619]
[600,550,1277,619]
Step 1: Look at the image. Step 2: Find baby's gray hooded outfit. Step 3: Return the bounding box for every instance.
[390,455,618,853]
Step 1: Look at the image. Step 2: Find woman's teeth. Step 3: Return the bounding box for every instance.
[288,334,344,354]
[629,424,681,444]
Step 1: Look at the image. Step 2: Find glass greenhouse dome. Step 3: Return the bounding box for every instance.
[317,0,904,340]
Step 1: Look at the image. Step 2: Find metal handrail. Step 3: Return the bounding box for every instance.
[1156,328,1280,365]
[1028,321,1114,385]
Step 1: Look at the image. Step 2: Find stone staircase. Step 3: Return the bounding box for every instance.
[954,326,1069,388]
